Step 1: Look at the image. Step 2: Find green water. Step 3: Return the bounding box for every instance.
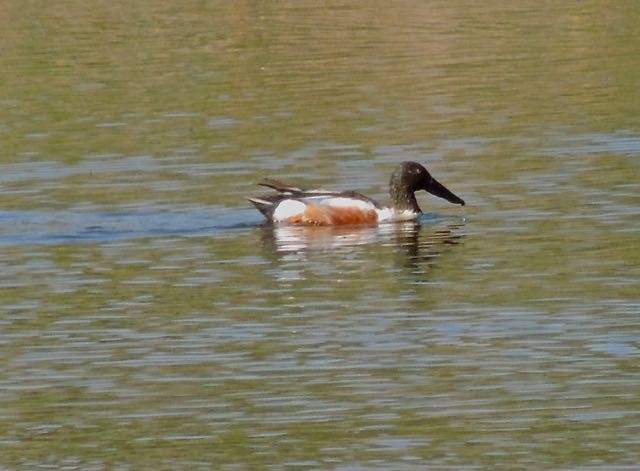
[1,1,639,469]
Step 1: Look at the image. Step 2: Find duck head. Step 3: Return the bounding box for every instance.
[389,161,465,213]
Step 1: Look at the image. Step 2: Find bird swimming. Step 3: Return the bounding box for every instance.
[249,161,465,226]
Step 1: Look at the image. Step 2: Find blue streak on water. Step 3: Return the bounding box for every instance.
[545,131,640,156]
[0,208,263,246]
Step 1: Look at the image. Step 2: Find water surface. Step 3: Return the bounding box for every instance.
[1,1,639,469]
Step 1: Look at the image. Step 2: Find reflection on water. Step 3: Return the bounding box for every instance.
[1,0,640,468]
[260,218,463,255]
[391,220,465,271]
[259,218,466,285]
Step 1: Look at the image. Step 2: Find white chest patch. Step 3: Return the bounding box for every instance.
[375,208,420,222]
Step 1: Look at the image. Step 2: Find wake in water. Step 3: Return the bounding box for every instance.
[0,207,262,246]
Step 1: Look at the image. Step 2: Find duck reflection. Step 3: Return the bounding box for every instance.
[259,218,465,270]
[392,219,465,272]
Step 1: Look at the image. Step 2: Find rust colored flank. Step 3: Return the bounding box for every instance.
[286,204,378,226]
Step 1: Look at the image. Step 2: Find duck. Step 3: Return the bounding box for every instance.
[249,161,465,225]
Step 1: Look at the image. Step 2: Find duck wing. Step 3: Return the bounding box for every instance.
[250,179,384,221]
[258,178,381,206]
[257,178,306,195]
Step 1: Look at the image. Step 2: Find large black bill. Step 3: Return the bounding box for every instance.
[426,177,465,206]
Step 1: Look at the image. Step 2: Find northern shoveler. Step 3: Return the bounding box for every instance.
[249,161,465,225]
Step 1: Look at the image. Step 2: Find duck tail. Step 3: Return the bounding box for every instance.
[248,197,276,220]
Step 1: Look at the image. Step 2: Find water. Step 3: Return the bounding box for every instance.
[1,1,639,469]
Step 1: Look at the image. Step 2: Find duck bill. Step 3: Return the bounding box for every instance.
[425,177,465,206]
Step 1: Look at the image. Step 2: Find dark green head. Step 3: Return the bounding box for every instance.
[389,161,465,213]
